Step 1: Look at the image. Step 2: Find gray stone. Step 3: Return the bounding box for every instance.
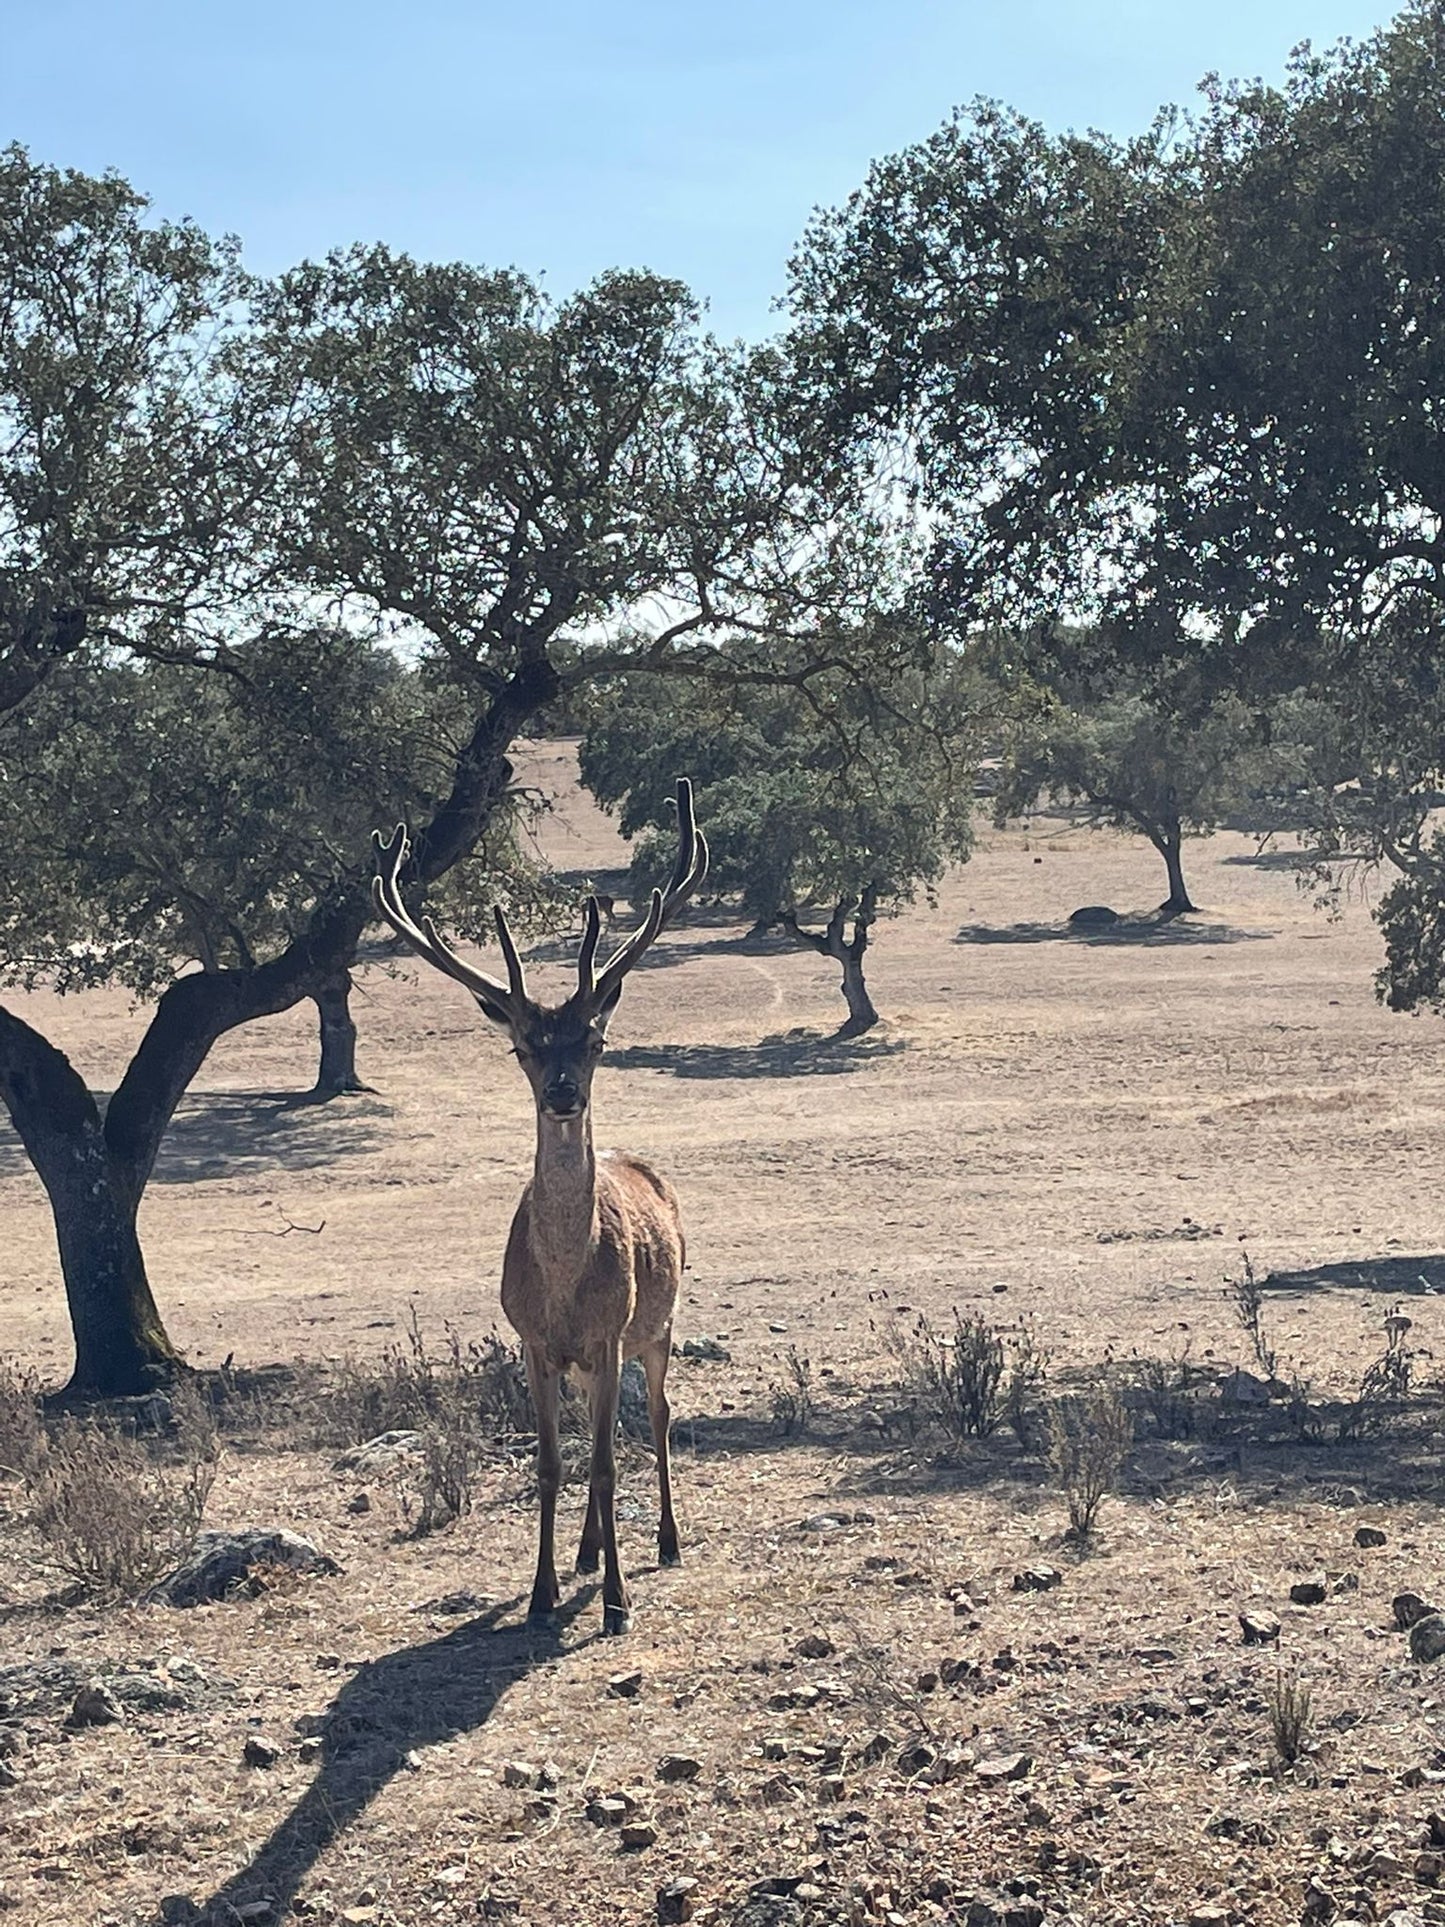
[1410,1616,1445,1664]
[1068,905,1121,927]
[330,1430,424,1474]
[150,1529,342,1607]
[1396,1592,1439,1631]
[1355,1525,1388,1549]
[242,1735,282,1768]
[67,1683,123,1727]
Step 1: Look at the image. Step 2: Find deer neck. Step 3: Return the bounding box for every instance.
[529,1109,600,1278]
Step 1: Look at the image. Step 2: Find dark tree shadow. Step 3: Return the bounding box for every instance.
[954,917,1273,947]
[150,1091,391,1184]
[608,1030,905,1080]
[183,1591,592,1925]
[1262,1253,1445,1297]
[0,1089,389,1186]
[1221,848,1318,871]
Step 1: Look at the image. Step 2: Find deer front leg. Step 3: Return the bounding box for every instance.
[642,1335,680,1566]
[589,1344,630,1635]
[572,1365,603,1574]
[524,1346,562,1624]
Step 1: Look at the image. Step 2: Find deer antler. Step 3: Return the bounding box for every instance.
[370,825,525,1014]
[584,777,709,1006]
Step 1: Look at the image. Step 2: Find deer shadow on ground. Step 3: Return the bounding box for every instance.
[182,1591,593,1926]
[608,1029,905,1080]
[954,916,1274,947]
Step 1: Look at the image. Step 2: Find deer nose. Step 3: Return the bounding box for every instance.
[542,1075,582,1115]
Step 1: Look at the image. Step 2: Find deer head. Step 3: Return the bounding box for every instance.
[371,778,708,1120]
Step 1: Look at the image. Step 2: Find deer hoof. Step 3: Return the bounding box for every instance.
[602,1604,632,1637]
[659,1544,682,1568]
[575,1547,601,1575]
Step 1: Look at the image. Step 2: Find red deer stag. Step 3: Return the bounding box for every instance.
[371,781,708,1634]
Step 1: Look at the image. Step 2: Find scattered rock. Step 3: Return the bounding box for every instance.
[975,1752,1032,1784]
[242,1735,282,1768]
[1220,1368,1271,1405]
[1189,1908,1231,1927]
[1069,905,1121,927]
[0,1759,21,1789]
[1239,1611,1281,1645]
[345,1492,372,1515]
[1355,1525,1388,1549]
[502,1760,540,1788]
[621,1820,659,1849]
[608,1670,644,1699]
[657,1877,700,1924]
[587,1797,630,1827]
[331,1430,424,1474]
[680,1336,731,1363]
[1410,1616,1445,1664]
[413,1590,489,1619]
[151,1529,341,1607]
[1398,1593,1441,1631]
[1290,1576,1329,1607]
[298,1737,323,1764]
[794,1634,833,1660]
[1012,1565,1063,1594]
[657,1753,702,1783]
[67,1684,122,1727]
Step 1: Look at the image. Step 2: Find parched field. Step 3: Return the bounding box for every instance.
[4,745,1445,1927]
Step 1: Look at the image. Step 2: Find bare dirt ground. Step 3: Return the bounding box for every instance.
[4,742,1445,1927]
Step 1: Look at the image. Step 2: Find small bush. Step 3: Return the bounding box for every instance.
[1336,1306,1417,1443]
[1225,1251,1277,1381]
[1267,1668,1314,1766]
[1047,1382,1133,1539]
[25,1383,218,1597]
[889,1309,1045,1442]
[1131,1350,1197,1440]
[0,1361,44,1485]
[769,1348,814,1437]
[326,1309,540,1450]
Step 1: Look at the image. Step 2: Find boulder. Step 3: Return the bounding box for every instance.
[150,1529,341,1607]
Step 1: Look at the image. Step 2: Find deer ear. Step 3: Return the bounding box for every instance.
[594,981,625,1032]
[473,990,514,1030]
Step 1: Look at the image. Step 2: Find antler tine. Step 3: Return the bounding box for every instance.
[577,896,602,998]
[590,777,710,1002]
[492,905,529,1003]
[369,824,518,1010]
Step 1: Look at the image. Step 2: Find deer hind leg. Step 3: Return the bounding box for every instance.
[588,1343,631,1635]
[642,1333,681,1566]
[524,1346,562,1624]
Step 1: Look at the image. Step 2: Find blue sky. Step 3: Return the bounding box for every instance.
[1,0,1398,339]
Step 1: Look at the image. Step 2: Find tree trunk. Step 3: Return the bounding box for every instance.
[779,883,882,1036]
[0,1010,180,1395]
[838,947,880,1037]
[1157,832,1197,916]
[310,968,371,1099]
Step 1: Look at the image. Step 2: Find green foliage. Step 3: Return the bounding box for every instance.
[579,645,983,925]
[995,689,1299,900]
[0,630,549,996]
[0,144,260,713]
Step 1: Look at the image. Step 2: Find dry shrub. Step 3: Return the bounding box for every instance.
[0,1360,44,1484]
[1225,1250,1278,1381]
[1337,1308,1416,1443]
[326,1309,537,1448]
[25,1380,218,1596]
[769,1348,814,1437]
[1130,1350,1199,1440]
[889,1309,1047,1443]
[1047,1381,1133,1539]
[1267,1668,1314,1766]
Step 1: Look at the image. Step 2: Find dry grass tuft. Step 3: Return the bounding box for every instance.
[23,1378,218,1596]
[1047,1380,1133,1540]
[1267,1667,1315,1767]
[887,1308,1047,1443]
